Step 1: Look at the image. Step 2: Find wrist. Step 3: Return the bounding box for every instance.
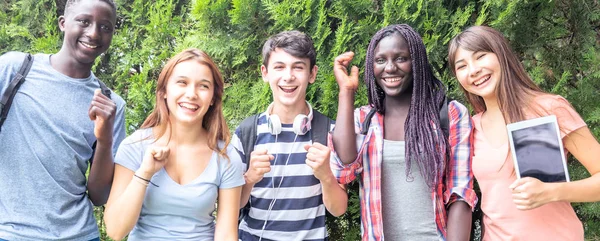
[338,89,356,98]
[244,172,259,185]
[135,169,154,180]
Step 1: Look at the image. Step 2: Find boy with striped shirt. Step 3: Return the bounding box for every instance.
[233,30,347,241]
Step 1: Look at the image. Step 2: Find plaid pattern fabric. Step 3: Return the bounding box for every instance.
[329,101,478,241]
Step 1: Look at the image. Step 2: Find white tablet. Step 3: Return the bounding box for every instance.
[506,115,570,182]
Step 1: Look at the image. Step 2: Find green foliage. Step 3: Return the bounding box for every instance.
[3,0,600,240]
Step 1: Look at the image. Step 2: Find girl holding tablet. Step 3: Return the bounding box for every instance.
[448,25,600,240]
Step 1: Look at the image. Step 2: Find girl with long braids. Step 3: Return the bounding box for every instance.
[448,25,600,240]
[330,24,477,240]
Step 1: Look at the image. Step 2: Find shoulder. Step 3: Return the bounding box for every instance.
[122,128,154,146]
[0,51,29,76]
[533,93,571,108]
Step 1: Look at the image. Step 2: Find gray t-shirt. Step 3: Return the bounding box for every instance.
[381,139,439,241]
[115,128,245,241]
[0,52,126,240]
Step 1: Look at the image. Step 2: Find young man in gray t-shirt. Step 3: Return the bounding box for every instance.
[0,0,125,240]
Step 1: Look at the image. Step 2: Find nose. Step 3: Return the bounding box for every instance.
[282,68,295,82]
[85,23,100,40]
[384,61,397,73]
[468,63,482,77]
[185,85,198,99]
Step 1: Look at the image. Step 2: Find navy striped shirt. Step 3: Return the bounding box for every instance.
[233,112,333,241]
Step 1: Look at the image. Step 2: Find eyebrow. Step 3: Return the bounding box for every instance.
[272,61,308,66]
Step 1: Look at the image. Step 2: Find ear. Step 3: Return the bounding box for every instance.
[308,65,318,84]
[261,65,269,83]
[58,16,66,32]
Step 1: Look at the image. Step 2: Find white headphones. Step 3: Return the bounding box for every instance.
[266,101,313,135]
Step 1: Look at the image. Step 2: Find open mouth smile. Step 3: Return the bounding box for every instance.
[79,41,99,49]
[474,75,490,86]
[279,86,298,93]
[179,102,199,111]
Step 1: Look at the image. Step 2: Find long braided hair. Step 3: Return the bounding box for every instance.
[365,24,448,188]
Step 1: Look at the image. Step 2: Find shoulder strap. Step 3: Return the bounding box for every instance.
[239,114,260,169]
[360,107,377,135]
[0,53,33,132]
[311,110,330,145]
[95,78,111,98]
[439,96,450,138]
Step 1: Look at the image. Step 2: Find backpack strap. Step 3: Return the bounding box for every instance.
[0,53,33,133]
[311,110,331,145]
[96,78,112,98]
[239,114,260,168]
[360,107,378,135]
[439,96,450,138]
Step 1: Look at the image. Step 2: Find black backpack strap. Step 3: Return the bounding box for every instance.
[360,107,377,135]
[311,110,331,145]
[0,53,33,132]
[239,114,260,168]
[95,78,111,98]
[439,96,450,138]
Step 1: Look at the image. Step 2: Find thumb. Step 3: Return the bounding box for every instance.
[350,66,359,80]
[304,144,312,152]
[509,178,526,190]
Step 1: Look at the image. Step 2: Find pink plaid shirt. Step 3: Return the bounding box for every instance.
[329,101,478,241]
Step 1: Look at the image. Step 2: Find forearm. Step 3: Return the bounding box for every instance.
[446,201,472,241]
[332,90,358,164]
[215,187,242,241]
[239,176,255,209]
[104,170,150,240]
[88,141,114,205]
[554,173,600,203]
[320,174,347,217]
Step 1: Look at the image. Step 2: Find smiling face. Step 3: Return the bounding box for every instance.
[453,47,502,100]
[164,60,215,127]
[372,33,413,98]
[59,0,116,65]
[261,48,317,108]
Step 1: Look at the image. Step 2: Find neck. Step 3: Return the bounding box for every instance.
[384,92,412,115]
[271,101,309,124]
[162,120,208,146]
[483,95,500,113]
[50,50,93,79]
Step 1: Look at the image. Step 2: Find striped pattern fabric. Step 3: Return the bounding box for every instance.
[329,101,478,241]
[233,112,333,241]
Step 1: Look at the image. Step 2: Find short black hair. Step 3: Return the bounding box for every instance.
[64,0,117,16]
[261,30,316,69]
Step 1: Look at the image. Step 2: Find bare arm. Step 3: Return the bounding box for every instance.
[88,89,118,205]
[305,143,348,216]
[511,127,600,209]
[331,52,360,164]
[215,187,242,241]
[104,146,169,240]
[240,149,274,208]
[446,201,472,241]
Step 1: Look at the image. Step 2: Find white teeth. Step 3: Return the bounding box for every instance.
[384,77,401,83]
[280,86,297,93]
[179,103,199,111]
[474,76,490,86]
[80,42,98,49]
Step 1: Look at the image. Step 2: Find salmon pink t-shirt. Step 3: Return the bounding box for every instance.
[472,94,586,241]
